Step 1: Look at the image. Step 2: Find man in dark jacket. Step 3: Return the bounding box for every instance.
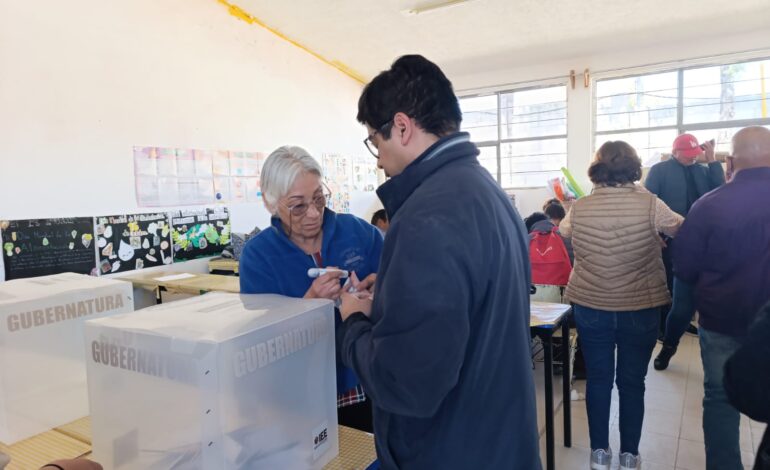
[724,301,770,470]
[673,126,770,469]
[645,134,725,217]
[337,55,541,470]
[648,134,725,369]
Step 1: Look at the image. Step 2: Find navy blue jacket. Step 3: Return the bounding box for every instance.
[338,133,541,470]
[645,158,725,216]
[239,210,383,393]
[673,167,770,337]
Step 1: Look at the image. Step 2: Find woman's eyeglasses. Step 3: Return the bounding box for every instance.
[281,185,332,217]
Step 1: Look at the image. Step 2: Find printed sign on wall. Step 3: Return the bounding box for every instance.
[1,218,97,280]
[95,213,172,274]
[170,207,231,262]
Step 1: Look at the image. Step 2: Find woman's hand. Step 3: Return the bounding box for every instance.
[340,291,373,321]
[304,270,344,300]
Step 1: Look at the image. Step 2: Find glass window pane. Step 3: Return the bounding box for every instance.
[500,86,567,139]
[500,138,566,188]
[504,172,564,189]
[459,95,498,142]
[687,125,770,153]
[477,145,498,180]
[683,59,770,124]
[595,129,678,167]
[595,72,678,132]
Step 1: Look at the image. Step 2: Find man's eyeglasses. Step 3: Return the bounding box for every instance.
[363,120,393,158]
[281,186,332,218]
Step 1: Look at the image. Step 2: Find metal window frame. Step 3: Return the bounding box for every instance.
[459,83,568,189]
[593,56,770,155]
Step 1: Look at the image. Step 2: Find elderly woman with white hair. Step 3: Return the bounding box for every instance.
[239,145,383,432]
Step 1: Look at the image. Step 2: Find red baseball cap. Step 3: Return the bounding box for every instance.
[672,133,703,158]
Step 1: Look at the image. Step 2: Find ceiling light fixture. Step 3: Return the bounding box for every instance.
[401,0,479,16]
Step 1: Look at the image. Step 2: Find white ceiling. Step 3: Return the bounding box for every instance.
[229,0,770,83]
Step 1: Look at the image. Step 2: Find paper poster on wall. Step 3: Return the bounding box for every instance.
[351,154,379,192]
[170,207,231,262]
[96,213,172,274]
[321,153,352,213]
[0,218,97,280]
[134,147,264,206]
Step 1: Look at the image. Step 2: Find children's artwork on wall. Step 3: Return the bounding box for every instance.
[96,213,172,274]
[351,154,379,192]
[321,153,352,213]
[221,151,264,203]
[134,147,264,206]
[170,207,231,262]
[0,218,97,280]
[133,147,215,206]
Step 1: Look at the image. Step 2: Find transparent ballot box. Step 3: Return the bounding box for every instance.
[85,293,338,469]
[0,273,134,444]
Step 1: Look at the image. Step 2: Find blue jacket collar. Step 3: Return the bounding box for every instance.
[377,132,478,218]
[269,209,338,256]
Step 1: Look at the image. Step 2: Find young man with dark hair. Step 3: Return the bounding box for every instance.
[337,55,541,470]
[369,208,388,236]
[543,201,566,225]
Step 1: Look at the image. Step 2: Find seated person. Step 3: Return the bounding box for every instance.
[239,145,383,432]
[543,199,567,226]
[528,205,574,266]
[523,211,548,232]
[370,209,389,236]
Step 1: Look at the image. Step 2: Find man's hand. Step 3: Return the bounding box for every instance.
[304,269,344,300]
[350,272,377,294]
[702,139,716,163]
[339,291,373,321]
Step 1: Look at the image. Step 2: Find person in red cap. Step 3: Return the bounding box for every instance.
[646,134,724,217]
[645,134,725,369]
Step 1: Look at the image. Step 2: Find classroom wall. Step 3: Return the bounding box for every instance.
[450,28,770,217]
[0,0,381,280]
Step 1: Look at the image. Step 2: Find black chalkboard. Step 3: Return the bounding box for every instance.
[96,213,172,274]
[1,218,97,280]
[170,207,231,262]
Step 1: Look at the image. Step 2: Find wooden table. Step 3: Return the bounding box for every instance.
[530,301,573,470]
[117,271,239,303]
[1,416,376,470]
[209,256,239,275]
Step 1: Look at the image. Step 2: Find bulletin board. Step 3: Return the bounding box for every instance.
[170,207,231,262]
[1,218,97,280]
[95,213,172,274]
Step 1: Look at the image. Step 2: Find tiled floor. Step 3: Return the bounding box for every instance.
[536,335,767,469]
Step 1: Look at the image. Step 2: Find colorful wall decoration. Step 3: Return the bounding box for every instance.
[134,146,265,206]
[95,213,172,274]
[321,153,352,213]
[1,218,97,280]
[170,207,231,262]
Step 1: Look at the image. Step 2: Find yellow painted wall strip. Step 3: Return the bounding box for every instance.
[216,0,367,84]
